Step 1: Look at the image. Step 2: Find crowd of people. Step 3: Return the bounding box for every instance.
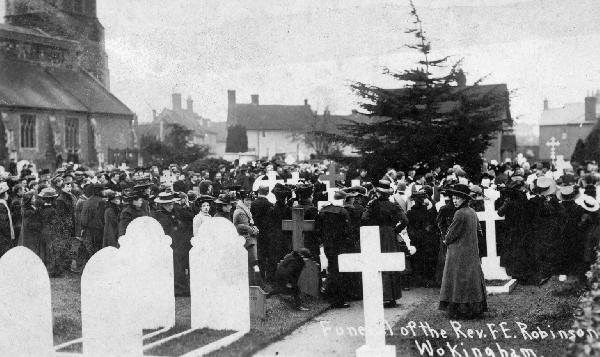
[0,157,599,319]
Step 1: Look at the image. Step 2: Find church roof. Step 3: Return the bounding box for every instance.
[539,102,598,126]
[229,104,315,131]
[0,58,134,116]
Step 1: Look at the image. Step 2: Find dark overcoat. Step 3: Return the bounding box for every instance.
[361,197,409,301]
[19,206,43,256]
[118,204,147,237]
[103,203,120,248]
[440,203,487,314]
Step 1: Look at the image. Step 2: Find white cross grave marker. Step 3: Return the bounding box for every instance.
[476,189,510,280]
[546,136,560,163]
[339,226,405,357]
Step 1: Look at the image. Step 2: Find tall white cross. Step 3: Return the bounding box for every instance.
[476,189,510,280]
[546,137,560,162]
[339,226,405,357]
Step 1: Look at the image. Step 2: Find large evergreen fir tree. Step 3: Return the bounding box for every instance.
[338,1,512,177]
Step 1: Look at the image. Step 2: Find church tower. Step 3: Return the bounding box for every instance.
[4,0,110,88]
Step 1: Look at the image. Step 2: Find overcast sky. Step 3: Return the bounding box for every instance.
[3,0,600,130]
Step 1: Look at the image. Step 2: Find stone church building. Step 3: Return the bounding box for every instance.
[0,0,136,170]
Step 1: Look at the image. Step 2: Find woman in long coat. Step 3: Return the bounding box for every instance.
[439,184,487,319]
[19,191,42,256]
[362,180,409,308]
[102,190,121,248]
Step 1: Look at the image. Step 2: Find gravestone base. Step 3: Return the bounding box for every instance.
[356,344,396,357]
[486,279,517,295]
[481,256,511,280]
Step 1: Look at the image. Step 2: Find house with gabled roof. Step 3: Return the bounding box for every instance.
[136,94,218,154]
[539,93,600,161]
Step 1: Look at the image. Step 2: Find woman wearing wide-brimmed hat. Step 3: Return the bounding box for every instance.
[576,194,600,280]
[558,185,586,277]
[439,184,487,319]
[361,180,410,308]
[528,177,565,285]
[497,177,535,284]
[118,188,148,237]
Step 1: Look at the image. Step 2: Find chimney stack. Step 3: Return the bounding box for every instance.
[304,99,308,106]
[152,109,157,120]
[585,93,598,121]
[543,98,549,111]
[251,94,259,105]
[187,96,194,113]
[172,93,182,111]
[228,90,236,106]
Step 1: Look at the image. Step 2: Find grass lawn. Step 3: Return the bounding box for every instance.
[387,277,583,357]
[51,272,330,356]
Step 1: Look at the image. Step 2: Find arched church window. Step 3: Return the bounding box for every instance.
[20,115,36,149]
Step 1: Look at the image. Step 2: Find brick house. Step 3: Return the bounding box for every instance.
[0,0,136,169]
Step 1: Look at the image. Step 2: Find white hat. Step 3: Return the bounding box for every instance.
[576,195,600,212]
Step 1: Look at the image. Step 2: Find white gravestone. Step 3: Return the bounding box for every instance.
[339,226,405,357]
[477,189,510,280]
[0,247,54,357]
[351,179,361,187]
[190,217,251,332]
[118,217,175,329]
[82,247,142,357]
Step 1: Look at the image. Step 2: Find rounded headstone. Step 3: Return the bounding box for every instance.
[0,247,53,357]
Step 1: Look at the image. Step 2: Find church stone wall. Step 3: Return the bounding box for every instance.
[92,115,134,164]
[0,108,89,170]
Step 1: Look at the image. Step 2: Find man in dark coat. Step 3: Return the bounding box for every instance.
[434,191,456,287]
[362,180,409,308]
[317,191,352,308]
[267,248,311,310]
[152,192,192,297]
[439,184,487,319]
[295,184,320,261]
[251,185,275,281]
[271,184,293,261]
[79,184,106,267]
